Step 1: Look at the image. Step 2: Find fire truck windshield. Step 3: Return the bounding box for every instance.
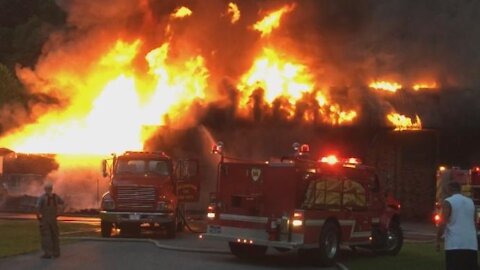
[116,159,170,176]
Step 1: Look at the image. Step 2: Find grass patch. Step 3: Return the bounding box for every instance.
[342,242,479,270]
[0,219,97,258]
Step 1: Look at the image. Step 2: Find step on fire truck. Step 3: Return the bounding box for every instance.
[203,143,403,266]
[433,166,480,237]
[100,151,200,238]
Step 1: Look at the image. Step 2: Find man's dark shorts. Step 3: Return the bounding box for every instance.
[445,249,478,270]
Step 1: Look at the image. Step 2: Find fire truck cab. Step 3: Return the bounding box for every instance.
[204,143,402,266]
[433,166,480,237]
[100,151,199,238]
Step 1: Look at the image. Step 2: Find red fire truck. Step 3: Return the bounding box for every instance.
[203,143,403,266]
[433,166,480,232]
[100,151,199,238]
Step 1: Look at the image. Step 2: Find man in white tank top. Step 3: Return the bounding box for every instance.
[436,181,478,270]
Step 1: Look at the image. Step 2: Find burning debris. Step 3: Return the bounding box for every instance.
[226,2,241,24]
[253,4,296,37]
[171,6,193,19]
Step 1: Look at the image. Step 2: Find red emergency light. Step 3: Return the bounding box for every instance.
[320,155,339,165]
[320,155,362,166]
[434,213,441,224]
[345,158,362,165]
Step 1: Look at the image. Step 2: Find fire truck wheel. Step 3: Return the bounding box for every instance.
[100,221,112,238]
[317,221,340,266]
[228,242,267,259]
[381,224,403,256]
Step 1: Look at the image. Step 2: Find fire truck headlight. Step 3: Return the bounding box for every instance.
[157,201,174,211]
[207,212,216,219]
[292,219,303,227]
[101,193,115,210]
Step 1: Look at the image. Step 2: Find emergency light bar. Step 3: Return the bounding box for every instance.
[319,155,362,166]
[320,155,339,165]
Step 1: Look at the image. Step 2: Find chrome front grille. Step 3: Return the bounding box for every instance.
[116,186,156,211]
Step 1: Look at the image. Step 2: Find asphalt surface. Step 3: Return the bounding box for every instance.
[0,240,339,270]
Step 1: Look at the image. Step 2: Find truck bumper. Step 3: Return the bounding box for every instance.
[201,225,312,249]
[100,211,175,224]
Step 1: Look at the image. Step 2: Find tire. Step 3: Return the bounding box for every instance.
[228,242,267,259]
[381,224,403,256]
[100,221,112,238]
[317,221,340,266]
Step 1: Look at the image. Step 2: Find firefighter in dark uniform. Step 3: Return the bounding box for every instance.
[36,182,64,259]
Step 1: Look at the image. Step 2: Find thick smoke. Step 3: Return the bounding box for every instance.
[45,155,107,211]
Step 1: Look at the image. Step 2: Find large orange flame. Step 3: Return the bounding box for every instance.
[0,40,208,154]
[238,48,312,105]
[387,113,422,131]
[238,48,356,124]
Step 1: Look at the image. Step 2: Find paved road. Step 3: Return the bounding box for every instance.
[0,240,338,270]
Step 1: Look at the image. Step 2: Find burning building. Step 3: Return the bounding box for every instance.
[1,0,480,217]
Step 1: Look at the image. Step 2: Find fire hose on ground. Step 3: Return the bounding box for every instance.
[177,208,206,234]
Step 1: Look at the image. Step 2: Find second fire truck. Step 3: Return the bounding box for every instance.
[203,143,403,266]
[433,166,480,236]
[100,151,200,238]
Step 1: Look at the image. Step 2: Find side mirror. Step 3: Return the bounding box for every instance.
[101,160,108,178]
